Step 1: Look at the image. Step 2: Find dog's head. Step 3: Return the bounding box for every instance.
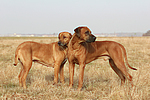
[74,26,96,43]
[58,32,72,47]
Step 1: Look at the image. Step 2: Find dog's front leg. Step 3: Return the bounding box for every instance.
[59,62,66,84]
[78,63,85,91]
[53,63,61,84]
[69,62,75,89]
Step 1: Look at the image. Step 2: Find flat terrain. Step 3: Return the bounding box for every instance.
[0,37,149,100]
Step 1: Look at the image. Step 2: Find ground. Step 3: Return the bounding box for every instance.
[0,37,149,100]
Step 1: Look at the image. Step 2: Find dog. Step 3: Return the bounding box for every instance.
[67,26,137,91]
[14,32,72,89]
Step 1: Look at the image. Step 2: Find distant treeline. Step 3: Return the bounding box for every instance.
[143,30,150,36]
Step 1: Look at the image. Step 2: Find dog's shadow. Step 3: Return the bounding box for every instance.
[82,74,111,90]
[25,72,54,87]
[45,73,54,82]
[26,74,32,87]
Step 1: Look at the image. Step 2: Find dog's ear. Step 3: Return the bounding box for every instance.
[74,27,83,33]
[58,32,61,39]
[69,33,72,39]
[74,27,83,38]
[74,27,79,33]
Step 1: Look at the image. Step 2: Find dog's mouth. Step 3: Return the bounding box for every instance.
[58,41,67,47]
[86,35,96,43]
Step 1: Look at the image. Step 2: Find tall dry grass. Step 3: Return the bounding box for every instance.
[0,37,149,100]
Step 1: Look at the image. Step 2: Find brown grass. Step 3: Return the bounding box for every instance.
[0,37,149,100]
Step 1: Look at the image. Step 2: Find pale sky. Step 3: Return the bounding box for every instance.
[0,0,150,34]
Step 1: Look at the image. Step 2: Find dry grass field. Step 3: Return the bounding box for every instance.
[0,37,149,100]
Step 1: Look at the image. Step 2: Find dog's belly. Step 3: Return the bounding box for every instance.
[73,53,110,65]
[32,56,55,67]
[85,51,109,64]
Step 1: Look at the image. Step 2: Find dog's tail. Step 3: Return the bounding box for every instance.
[14,47,20,66]
[120,44,137,70]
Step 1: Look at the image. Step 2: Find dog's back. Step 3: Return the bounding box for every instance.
[14,41,31,66]
[14,41,42,66]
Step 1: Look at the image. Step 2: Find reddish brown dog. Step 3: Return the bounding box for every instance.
[14,32,72,89]
[67,26,137,91]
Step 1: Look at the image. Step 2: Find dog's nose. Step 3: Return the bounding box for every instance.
[93,36,96,41]
[58,41,61,46]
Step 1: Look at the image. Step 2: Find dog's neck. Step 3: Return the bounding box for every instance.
[71,34,85,43]
[69,33,87,50]
[59,45,68,50]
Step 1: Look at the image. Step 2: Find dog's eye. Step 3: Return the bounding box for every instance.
[85,31,89,35]
[63,36,67,39]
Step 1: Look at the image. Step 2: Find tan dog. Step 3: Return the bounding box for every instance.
[67,26,137,91]
[14,32,72,89]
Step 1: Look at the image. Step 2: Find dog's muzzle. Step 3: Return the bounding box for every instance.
[58,41,62,46]
[86,35,96,43]
[58,41,66,47]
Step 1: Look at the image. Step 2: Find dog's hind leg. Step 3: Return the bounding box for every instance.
[109,59,126,85]
[21,61,32,89]
[18,62,24,87]
[112,58,133,86]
